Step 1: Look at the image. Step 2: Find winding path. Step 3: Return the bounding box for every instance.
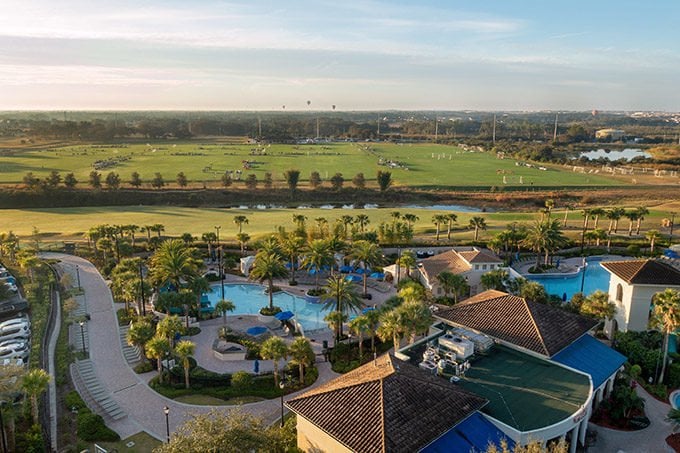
[45,253,338,441]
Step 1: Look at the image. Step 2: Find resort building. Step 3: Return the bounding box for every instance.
[413,247,503,296]
[595,128,625,141]
[601,259,680,337]
[286,354,511,453]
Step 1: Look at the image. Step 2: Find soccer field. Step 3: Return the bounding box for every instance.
[0,141,619,188]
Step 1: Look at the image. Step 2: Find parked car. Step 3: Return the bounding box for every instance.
[0,341,29,361]
[0,357,24,367]
[0,316,30,329]
[0,323,30,342]
[0,302,29,321]
[1,281,17,293]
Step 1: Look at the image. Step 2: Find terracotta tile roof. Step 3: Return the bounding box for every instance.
[601,259,680,286]
[434,290,597,357]
[419,250,471,282]
[457,248,503,264]
[286,354,487,453]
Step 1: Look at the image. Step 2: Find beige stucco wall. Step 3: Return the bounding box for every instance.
[296,416,353,453]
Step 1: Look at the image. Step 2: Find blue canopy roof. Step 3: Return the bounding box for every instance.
[275,310,295,321]
[422,412,513,453]
[552,334,626,389]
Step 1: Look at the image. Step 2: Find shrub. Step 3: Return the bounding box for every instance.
[116,308,136,326]
[306,288,326,297]
[77,412,120,442]
[259,306,282,316]
[232,371,253,391]
[134,361,153,374]
[183,326,201,336]
[669,363,680,388]
[64,390,87,411]
[15,424,43,453]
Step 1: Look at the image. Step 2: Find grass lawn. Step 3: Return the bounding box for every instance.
[1,205,672,244]
[0,141,619,188]
[174,394,265,405]
[93,431,162,453]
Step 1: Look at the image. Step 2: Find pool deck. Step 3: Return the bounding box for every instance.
[513,254,626,276]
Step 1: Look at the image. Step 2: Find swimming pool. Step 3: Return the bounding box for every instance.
[205,283,329,331]
[526,258,613,300]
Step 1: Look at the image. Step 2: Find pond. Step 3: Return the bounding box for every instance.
[577,148,650,162]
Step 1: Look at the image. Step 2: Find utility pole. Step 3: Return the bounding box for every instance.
[492,114,496,144]
[316,117,320,139]
[553,113,559,142]
[434,117,439,142]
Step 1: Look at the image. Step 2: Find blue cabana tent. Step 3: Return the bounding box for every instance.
[345,275,362,283]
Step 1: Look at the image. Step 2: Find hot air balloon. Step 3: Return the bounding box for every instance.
[307,100,311,107]
[332,104,336,110]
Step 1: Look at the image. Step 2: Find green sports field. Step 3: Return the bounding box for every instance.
[0,142,619,188]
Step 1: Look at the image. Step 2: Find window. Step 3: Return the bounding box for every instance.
[615,284,623,303]
[475,265,479,270]
[482,264,487,270]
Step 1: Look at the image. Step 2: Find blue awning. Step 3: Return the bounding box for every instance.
[552,334,626,389]
[422,412,513,452]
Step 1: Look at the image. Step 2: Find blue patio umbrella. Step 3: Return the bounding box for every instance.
[275,311,295,321]
[562,292,568,302]
[362,307,376,314]
[247,326,268,336]
[253,359,260,374]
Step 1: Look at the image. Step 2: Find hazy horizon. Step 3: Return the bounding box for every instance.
[2,1,679,111]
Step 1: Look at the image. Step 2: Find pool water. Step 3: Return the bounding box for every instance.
[206,283,329,331]
[527,260,612,300]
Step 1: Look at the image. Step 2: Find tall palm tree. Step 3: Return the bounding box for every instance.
[249,252,288,310]
[468,216,487,241]
[522,219,568,267]
[201,232,217,258]
[350,240,383,297]
[324,311,348,346]
[150,239,200,290]
[431,214,447,241]
[288,337,315,383]
[302,239,333,288]
[233,215,249,234]
[436,271,469,303]
[378,309,403,352]
[127,320,154,362]
[390,211,402,228]
[349,315,370,359]
[322,276,363,343]
[292,214,308,233]
[280,234,306,285]
[646,229,662,254]
[260,337,288,388]
[314,217,329,238]
[175,340,195,389]
[585,228,607,247]
[22,368,51,425]
[397,301,433,344]
[650,289,680,384]
[590,208,605,230]
[157,315,183,344]
[606,207,626,234]
[215,299,236,328]
[398,250,416,279]
[146,336,170,383]
[364,309,380,353]
[445,213,458,240]
[625,210,640,236]
[151,223,165,238]
[236,232,250,256]
[581,209,592,232]
[340,215,354,238]
[355,214,370,233]
[635,206,649,235]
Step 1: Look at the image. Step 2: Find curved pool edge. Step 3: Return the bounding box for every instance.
[670,390,680,410]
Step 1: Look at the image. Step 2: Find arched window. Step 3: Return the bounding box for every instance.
[615,283,623,303]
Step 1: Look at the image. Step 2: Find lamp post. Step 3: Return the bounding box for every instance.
[164,406,170,443]
[579,257,587,294]
[79,321,86,355]
[396,246,401,287]
[279,381,285,428]
[75,265,81,289]
[670,212,676,245]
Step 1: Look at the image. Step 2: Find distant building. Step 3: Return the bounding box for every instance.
[595,128,625,141]
[601,259,680,337]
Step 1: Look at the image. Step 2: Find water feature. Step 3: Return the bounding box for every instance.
[205,283,329,331]
[577,148,650,162]
[402,204,487,212]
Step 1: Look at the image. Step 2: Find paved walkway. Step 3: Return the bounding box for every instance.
[589,385,674,453]
[45,253,339,442]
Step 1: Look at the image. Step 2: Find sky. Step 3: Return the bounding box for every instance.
[1,0,679,111]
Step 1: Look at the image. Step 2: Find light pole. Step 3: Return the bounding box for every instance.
[579,257,587,294]
[164,406,170,443]
[279,381,285,428]
[79,321,86,355]
[396,246,401,287]
[75,265,81,289]
[670,212,676,245]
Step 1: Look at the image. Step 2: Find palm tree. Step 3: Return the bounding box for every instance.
[562,204,572,227]
[233,215,249,234]
[236,232,250,256]
[635,206,649,235]
[402,213,419,230]
[580,290,616,323]
[302,239,333,289]
[150,239,200,290]
[581,209,592,232]
[0,363,24,450]
[201,232,217,258]
[188,276,210,326]
[390,211,402,228]
[522,219,567,267]
[288,337,315,383]
[650,289,680,384]
[590,208,605,230]
[397,301,433,344]
[348,315,370,359]
[436,271,469,303]
[292,214,308,233]
[364,309,380,353]
[249,252,288,310]
[280,234,306,285]
[398,250,416,279]
[157,315,184,345]
[321,276,363,343]
[480,269,509,291]
[127,319,154,362]
[350,240,383,297]
[260,337,288,388]
[378,309,403,352]
[146,336,170,383]
[606,208,626,234]
[175,340,195,389]
[445,213,458,240]
[585,228,607,247]
[215,299,236,328]
[625,210,640,236]
[151,223,165,238]
[17,251,40,283]
[340,215,354,238]
[432,214,447,241]
[324,311,348,346]
[544,199,555,219]
[355,214,370,233]
[468,216,487,241]
[22,368,51,424]
[646,229,662,254]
